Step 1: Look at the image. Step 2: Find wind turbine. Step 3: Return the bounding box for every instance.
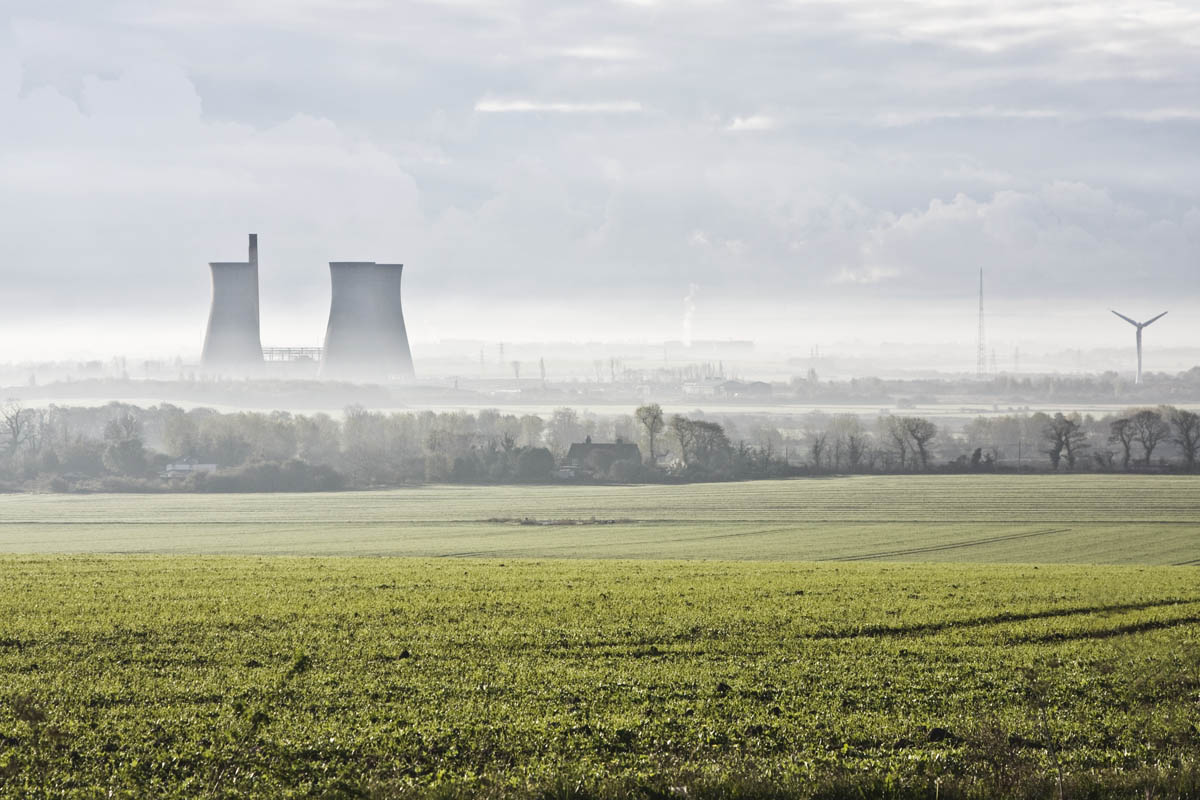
[1110,309,1168,384]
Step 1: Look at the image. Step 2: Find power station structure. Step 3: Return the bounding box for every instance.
[199,236,416,381]
[321,262,415,381]
[201,234,263,373]
[976,268,986,378]
[1110,309,1168,385]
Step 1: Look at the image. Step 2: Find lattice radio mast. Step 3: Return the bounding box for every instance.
[976,268,986,377]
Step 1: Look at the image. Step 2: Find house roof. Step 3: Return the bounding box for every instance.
[566,441,642,464]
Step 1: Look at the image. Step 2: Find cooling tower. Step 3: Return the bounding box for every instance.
[321,261,415,381]
[200,234,263,372]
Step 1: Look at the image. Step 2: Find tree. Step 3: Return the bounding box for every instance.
[691,420,732,470]
[830,415,869,472]
[295,413,342,466]
[806,430,828,473]
[880,416,909,470]
[1,401,30,457]
[102,413,146,476]
[1130,409,1169,466]
[901,417,937,470]
[519,415,545,448]
[607,458,642,483]
[635,404,665,465]
[672,415,697,466]
[1109,417,1135,471]
[103,438,148,476]
[516,447,554,481]
[1040,412,1088,470]
[750,424,784,461]
[547,408,583,457]
[669,416,731,472]
[1169,407,1200,470]
[1037,412,1064,469]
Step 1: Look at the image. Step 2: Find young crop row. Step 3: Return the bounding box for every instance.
[2,475,1199,564]
[1,557,1198,798]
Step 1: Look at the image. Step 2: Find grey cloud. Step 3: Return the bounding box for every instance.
[2,0,1199,355]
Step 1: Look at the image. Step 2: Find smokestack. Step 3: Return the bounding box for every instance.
[201,234,263,373]
[321,261,415,381]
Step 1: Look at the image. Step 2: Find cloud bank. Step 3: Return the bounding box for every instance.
[1,0,1198,355]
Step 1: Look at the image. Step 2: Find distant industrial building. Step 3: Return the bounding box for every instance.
[198,236,417,382]
[160,459,218,480]
[201,234,263,373]
[716,380,773,399]
[321,262,415,381]
[564,437,642,476]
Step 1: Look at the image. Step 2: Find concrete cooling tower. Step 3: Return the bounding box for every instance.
[321,261,415,381]
[201,234,263,373]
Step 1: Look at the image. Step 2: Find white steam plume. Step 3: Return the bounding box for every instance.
[682,283,698,347]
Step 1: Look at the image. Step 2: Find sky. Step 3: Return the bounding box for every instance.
[1,0,1198,360]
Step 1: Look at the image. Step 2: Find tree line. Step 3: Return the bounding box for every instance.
[789,406,1199,473]
[0,401,1197,492]
[0,402,794,491]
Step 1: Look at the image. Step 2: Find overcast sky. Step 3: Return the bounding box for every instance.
[2,0,1198,358]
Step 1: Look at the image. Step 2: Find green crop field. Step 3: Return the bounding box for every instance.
[0,557,1198,798]
[1,475,1198,563]
[2,475,1199,797]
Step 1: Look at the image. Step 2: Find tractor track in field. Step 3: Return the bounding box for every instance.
[825,527,1075,561]
[4,518,1200,526]
[1009,614,1200,643]
[807,597,1200,640]
[435,527,806,557]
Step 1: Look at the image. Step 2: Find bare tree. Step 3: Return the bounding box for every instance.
[546,408,583,457]
[901,417,937,470]
[806,430,828,472]
[881,415,909,470]
[1,402,44,461]
[1053,412,1089,469]
[1169,407,1200,470]
[1130,409,1169,466]
[691,420,731,469]
[635,404,665,465]
[1038,412,1087,470]
[831,414,869,472]
[1065,414,1090,469]
[671,415,697,466]
[1109,417,1135,471]
[1,401,27,456]
[845,430,869,471]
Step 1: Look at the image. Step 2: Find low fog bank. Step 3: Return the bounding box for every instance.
[0,292,1194,366]
[3,356,1200,417]
[2,399,1198,495]
[2,337,1199,398]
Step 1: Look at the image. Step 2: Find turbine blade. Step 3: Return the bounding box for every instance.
[1143,311,1168,327]
[1110,309,1139,326]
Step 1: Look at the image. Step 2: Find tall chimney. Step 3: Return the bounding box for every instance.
[321,261,415,381]
[201,235,263,373]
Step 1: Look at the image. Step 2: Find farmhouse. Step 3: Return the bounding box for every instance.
[159,459,218,480]
[717,380,773,398]
[564,437,641,476]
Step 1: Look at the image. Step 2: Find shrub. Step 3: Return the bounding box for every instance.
[607,458,642,483]
[194,460,345,492]
[516,448,555,482]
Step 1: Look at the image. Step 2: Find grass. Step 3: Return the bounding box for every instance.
[2,475,1198,796]
[1,474,1198,563]
[1,557,1199,798]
